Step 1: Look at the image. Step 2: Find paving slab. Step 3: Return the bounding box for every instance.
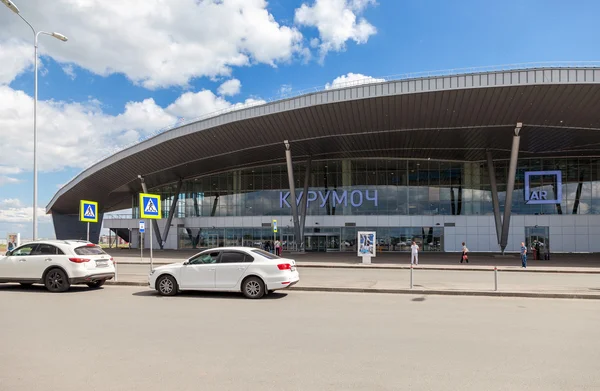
[110,264,600,299]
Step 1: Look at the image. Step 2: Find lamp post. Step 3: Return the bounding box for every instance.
[1,0,68,240]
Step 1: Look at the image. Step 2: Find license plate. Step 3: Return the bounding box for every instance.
[96,261,108,267]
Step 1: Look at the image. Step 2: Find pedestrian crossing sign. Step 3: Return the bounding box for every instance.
[139,193,161,219]
[79,200,98,223]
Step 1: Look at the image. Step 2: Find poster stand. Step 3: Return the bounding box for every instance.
[357,231,376,265]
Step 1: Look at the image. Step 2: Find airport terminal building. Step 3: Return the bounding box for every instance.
[47,66,600,253]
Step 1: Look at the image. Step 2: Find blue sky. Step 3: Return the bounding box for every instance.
[0,0,599,240]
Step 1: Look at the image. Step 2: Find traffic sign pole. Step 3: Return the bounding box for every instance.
[139,193,160,271]
[141,231,144,264]
[86,222,90,242]
[150,219,154,272]
[139,220,145,265]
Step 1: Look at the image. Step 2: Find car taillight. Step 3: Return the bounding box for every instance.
[110,257,115,263]
[85,243,96,247]
[69,257,90,263]
[277,263,291,270]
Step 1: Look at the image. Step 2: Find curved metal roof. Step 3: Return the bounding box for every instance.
[48,67,600,214]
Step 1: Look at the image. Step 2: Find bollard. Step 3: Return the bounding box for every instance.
[494,266,498,291]
[410,264,413,289]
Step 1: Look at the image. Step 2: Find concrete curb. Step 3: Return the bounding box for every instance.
[109,281,148,287]
[114,262,600,274]
[105,281,600,300]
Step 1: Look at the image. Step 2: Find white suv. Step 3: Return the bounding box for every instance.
[0,240,115,292]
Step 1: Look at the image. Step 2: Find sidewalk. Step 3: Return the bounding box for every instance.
[110,264,600,300]
[107,248,600,274]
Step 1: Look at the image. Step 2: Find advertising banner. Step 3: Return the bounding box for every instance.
[7,233,20,251]
[357,231,376,258]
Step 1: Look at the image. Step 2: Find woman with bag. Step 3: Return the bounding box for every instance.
[460,242,469,263]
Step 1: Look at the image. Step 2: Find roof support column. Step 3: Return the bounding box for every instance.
[139,176,164,250]
[486,151,502,246]
[284,140,301,251]
[299,158,312,252]
[500,123,522,254]
[161,179,183,249]
[211,195,219,217]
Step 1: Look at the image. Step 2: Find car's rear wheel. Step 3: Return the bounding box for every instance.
[156,275,178,296]
[86,280,105,289]
[44,269,70,293]
[242,276,265,299]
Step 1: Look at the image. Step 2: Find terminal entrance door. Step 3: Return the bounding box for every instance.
[525,226,549,260]
[282,234,295,251]
[305,234,340,252]
[207,234,219,248]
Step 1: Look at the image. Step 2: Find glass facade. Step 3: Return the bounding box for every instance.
[128,157,600,251]
[176,226,444,253]
[138,157,600,218]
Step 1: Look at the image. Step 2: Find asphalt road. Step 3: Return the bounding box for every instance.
[1,285,599,390]
[116,264,600,293]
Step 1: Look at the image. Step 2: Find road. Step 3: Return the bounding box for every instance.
[116,264,600,293]
[1,285,599,390]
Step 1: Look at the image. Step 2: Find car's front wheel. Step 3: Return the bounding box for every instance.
[44,269,70,293]
[242,276,265,299]
[156,275,178,296]
[86,280,106,289]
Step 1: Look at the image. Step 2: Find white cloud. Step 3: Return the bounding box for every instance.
[279,84,293,95]
[0,176,21,186]
[0,199,49,223]
[0,199,23,208]
[0,85,265,173]
[325,72,385,89]
[62,64,76,80]
[0,39,33,85]
[217,79,242,96]
[0,0,304,89]
[295,0,377,60]
[167,90,237,118]
[0,166,22,175]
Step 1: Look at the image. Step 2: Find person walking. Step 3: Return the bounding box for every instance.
[460,242,469,263]
[274,239,282,256]
[410,241,419,265]
[520,241,528,268]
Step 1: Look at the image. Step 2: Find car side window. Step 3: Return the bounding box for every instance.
[11,245,38,257]
[189,251,220,265]
[219,252,246,263]
[244,254,254,263]
[31,244,64,255]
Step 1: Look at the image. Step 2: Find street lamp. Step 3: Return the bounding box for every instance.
[1,0,68,240]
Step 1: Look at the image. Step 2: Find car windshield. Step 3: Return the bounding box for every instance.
[74,245,106,255]
[251,249,280,260]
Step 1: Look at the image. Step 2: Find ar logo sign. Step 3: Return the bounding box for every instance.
[524,171,562,205]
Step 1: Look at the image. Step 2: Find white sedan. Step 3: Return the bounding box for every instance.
[148,247,300,299]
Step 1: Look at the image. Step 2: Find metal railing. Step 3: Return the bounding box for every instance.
[58,61,600,193]
[103,214,134,220]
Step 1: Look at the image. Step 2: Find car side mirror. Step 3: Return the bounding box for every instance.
[5,251,11,256]
[183,261,189,266]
